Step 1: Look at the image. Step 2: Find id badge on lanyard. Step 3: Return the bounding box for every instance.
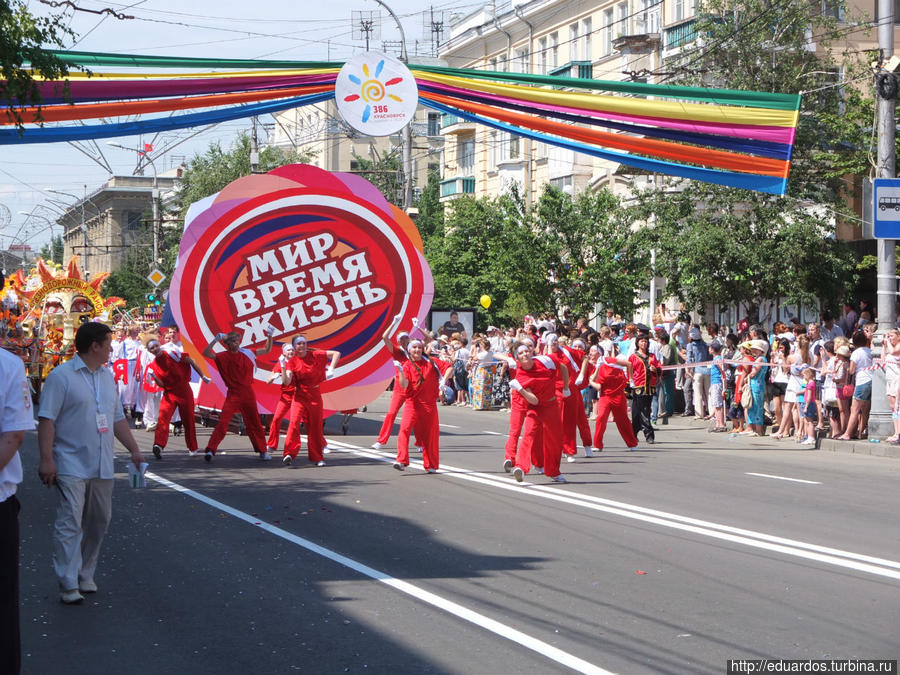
[82,370,110,434]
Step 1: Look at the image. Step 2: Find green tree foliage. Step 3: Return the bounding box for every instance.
[413,167,444,241]
[37,233,63,263]
[1,1,77,127]
[534,186,650,321]
[634,185,858,315]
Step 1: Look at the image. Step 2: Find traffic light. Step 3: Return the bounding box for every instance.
[146,292,155,303]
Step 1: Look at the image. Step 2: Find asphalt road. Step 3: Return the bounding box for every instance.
[16,395,900,674]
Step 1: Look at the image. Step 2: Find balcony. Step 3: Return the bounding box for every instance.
[440,176,476,200]
[548,61,593,80]
[441,113,477,134]
[665,19,697,49]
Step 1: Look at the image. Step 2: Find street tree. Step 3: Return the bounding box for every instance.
[1,0,78,127]
[533,185,650,321]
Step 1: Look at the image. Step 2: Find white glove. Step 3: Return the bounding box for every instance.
[411,317,419,326]
[263,324,276,337]
[393,360,402,369]
[562,387,571,398]
[509,379,523,392]
[575,375,584,387]
[214,332,227,342]
[279,354,287,365]
[201,376,212,384]
[325,366,334,379]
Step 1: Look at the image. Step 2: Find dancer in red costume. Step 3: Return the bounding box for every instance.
[146,337,209,459]
[392,339,445,473]
[372,315,420,451]
[542,333,584,462]
[282,336,340,467]
[590,346,640,451]
[265,343,295,455]
[508,342,567,484]
[628,334,662,444]
[497,338,543,475]
[201,330,274,462]
[569,338,596,457]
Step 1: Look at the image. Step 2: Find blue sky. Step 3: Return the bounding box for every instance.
[3,0,480,249]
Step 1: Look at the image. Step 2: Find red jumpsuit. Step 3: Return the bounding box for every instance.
[502,359,543,469]
[592,357,639,450]
[376,343,411,445]
[266,361,295,452]
[395,358,441,471]
[207,349,266,455]
[283,350,328,463]
[152,351,198,452]
[514,355,562,477]
[548,347,585,457]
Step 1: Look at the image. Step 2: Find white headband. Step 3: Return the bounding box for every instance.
[292,336,307,347]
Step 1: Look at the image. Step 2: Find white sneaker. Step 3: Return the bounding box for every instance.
[371,442,384,450]
[316,460,326,467]
[60,589,84,604]
[187,450,198,457]
[282,455,292,466]
[584,447,595,458]
[626,446,637,451]
[260,452,272,461]
[802,437,815,445]
[414,445,423,453]
[534,467,545,474]
[513,467,524,483]
[550,474,568,483]
[502,459,513,473]
[566,455,576,463]
[426,468,438,474]
[323,446,332,454]
[393,461,405,471]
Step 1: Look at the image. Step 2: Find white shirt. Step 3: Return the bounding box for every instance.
[123,337,140,360]
[851,347,873,385]
[0,349,35,501]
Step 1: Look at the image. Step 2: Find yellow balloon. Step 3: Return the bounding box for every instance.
[480,294,491,309]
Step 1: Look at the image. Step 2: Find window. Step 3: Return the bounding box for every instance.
[549,32,558,70]
[489,130,498,168]
[603,9,613,55]
[458,137,475,170]
[616,3,628,38]
[427,111,441,137]
[582,18,592,61]
[516,47,529,74]
[673,0,684,22]
[874,0,900,23]
[538,37,548,73]
[550,175,574,193]
[569,23,579,62]
[125,210,142,231]
[489,57,498,71]
[822,0,844,20]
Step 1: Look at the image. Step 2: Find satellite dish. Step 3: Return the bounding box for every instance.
[0,204,10,228]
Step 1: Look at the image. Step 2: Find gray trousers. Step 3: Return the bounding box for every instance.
[53,476,113,591]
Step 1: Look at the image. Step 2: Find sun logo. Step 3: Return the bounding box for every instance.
[342,59,405,123]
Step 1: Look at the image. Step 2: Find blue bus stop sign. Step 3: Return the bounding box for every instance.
[873,178,900,238]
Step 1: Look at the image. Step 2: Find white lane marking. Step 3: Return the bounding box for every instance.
[439,424,460,428]
[145,471,615,675]
[746,472,822,485]
[482,431,506,436]
[325,440,900,580]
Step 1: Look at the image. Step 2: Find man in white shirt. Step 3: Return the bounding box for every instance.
[38,322,145,605]
[1,347,35,673]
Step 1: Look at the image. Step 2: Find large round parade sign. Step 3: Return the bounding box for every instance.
[169,163,433,413]
[335,52,418,136]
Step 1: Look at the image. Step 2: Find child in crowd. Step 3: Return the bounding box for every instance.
[709,342,726,432]
[801,367,818,445]
[729,366,745,433]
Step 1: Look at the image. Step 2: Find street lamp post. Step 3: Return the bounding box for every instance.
[372,0,414,210]
[107,142,160,268]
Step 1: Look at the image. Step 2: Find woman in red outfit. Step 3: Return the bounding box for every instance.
[509,342,566,484]
[265,343,295,455]
[146,338,209,459]
[628,334,662,444]
[590,346,640,451]
[372,314,417,450]
[282,336,340,467]
[499,338,542,475]
[393,340,443,473]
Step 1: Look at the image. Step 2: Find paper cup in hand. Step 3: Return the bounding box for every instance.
[127,462,149,488]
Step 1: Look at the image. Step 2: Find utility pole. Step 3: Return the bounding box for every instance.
[870,0,896,437]
[373,0,414,210]
[250,116,260,173]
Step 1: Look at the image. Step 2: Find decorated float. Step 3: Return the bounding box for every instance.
[0,257,125,391]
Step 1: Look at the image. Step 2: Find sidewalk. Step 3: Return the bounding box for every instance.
[660,413,900,458]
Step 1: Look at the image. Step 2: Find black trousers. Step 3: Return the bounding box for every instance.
[631,394,655,442]
[1,494,20,674]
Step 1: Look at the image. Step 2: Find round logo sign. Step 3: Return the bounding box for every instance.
[335,51,418,136]
[169,164,433,413]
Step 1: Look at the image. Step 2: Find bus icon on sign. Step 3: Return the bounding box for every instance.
[879,196,900,212]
